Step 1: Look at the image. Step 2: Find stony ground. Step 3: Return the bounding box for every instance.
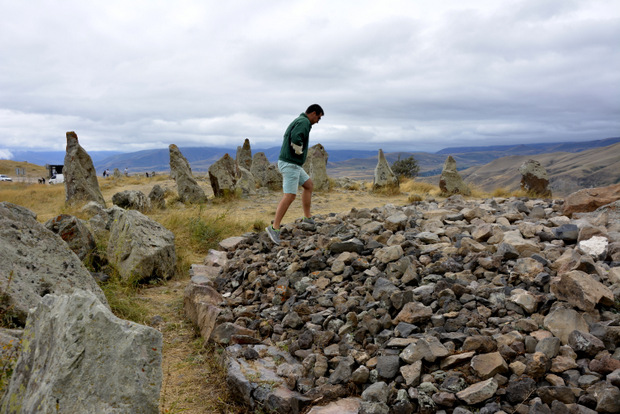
[135,182,415,413]
[187,194,620,413]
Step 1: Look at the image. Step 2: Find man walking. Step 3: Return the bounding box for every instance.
[266,104,324,245]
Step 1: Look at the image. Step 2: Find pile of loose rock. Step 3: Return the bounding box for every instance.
[187,196,620,414]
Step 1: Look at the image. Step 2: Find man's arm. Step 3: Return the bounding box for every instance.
[289,121,310,155]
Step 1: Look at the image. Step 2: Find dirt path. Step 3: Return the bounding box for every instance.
[141,281,245,413]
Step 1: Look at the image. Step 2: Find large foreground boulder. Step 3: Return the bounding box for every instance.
[0,202,107,326]
[439,156,471,196]
[107,209,176,283]
[563,183,620,217]
[64,131,106,206]
[0,290,162,414]
[169,144,207,204]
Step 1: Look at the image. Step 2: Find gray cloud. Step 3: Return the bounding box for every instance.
[0,0,618,155]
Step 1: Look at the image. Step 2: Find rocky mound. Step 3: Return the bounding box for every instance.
[189,196,620,413]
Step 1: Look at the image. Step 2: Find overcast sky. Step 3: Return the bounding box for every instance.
[0,0,618,159]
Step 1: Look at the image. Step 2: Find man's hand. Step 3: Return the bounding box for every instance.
[291,142,303,155]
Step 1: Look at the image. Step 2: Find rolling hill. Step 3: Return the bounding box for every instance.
[420,141,620,196]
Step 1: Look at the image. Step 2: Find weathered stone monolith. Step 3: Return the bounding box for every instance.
[519,159,551,197]
[64,131,106,206]
[303,143,330,191]
[251,152,282,191]
[236,166,256,196]
[373,149,398,191]
[208,153,238,197]
[169,144,207,203]
[439,156,471,196]
[236,138,252,170]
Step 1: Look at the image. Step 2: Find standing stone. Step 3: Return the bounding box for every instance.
[439,156,470,196]
[64,131,106,206]
[251,152,282,190]
[236,138,252,170]
[0,290,162,414]
[303,143,330,191]
[236,166,256,196]
[209,153,238,197]
[112,168,123,178]
[373,149,398,191]
[169,144,207,204]
[519,159,551,197]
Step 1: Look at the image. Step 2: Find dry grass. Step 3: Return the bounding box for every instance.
[490,186,529,198]
[399,179,441,197]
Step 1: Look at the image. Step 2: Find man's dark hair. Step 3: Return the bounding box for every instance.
[306,104,324,116]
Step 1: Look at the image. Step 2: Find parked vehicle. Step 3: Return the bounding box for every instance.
[48,174,64,184]
[0,174,12,182]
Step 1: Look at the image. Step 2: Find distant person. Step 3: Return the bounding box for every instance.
[265,104,324,245]
[102,170,106,178]
[124,167,128,176]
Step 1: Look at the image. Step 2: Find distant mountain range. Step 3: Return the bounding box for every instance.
[5,137,619,194]
[94,136,619,175]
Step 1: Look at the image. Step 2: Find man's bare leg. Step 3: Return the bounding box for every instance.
[273,193,296,229]
[301,179,313,219]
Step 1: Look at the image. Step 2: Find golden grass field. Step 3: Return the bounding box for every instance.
[0,165,526,413]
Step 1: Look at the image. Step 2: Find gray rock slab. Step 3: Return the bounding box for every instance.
[0,202,108,325]
[0,289,162,414]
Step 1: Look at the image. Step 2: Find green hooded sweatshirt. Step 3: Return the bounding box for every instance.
[278,113,312,166]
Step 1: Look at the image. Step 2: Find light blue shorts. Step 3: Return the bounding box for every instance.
[278,160,310,194]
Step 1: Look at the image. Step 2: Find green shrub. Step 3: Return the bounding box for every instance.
[391,155,420,179]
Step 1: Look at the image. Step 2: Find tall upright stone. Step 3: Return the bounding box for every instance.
[236,138,252,171]
[439,156,471,196]
[64,131,106,206]
[251,152,282,191]
[519,159,552,197]
[303,143,330,191]
[169,144,207,204]
[373,149,398,191]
